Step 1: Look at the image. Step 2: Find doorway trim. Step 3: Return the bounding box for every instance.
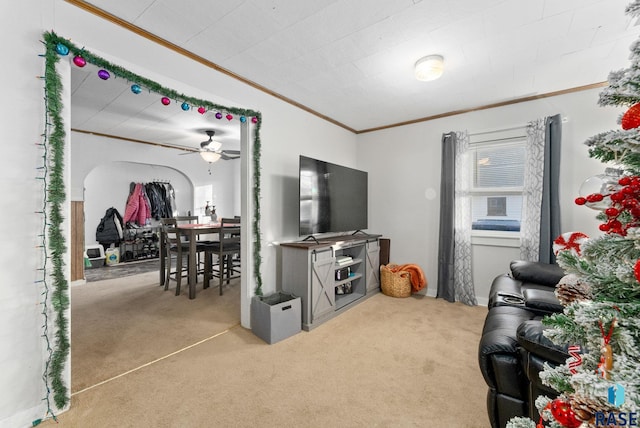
[42,31,262,412]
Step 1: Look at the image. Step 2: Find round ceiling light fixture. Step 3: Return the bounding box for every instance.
[200,151,221,163]
[414,55,444,81]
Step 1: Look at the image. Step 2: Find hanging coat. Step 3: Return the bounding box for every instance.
[123,183,142,225]
[137,185,152,226]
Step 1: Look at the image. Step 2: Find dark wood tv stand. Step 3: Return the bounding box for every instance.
[280,234,381,330]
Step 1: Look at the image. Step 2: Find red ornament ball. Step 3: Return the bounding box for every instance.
[611,192,625,202]
[550,398,582,428]
[605,207,619,217]
[634,259,640,283]
[161,97,171,106]
[226,113,233,121]
[619,176,632,186]
[622,103,640,130]
[197,106,206,114]
[586,193,604,203]
[609,219,622,230]
[575,197,587,205]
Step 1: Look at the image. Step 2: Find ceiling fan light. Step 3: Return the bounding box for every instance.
[414,55,444,81]
[200,151,221,163]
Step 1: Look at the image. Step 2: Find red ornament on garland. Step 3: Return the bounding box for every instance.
[550,398,582,428]
[197,106,206,114]
[161,97,171,106]
[622,103,640,130]
[634,259,640,283]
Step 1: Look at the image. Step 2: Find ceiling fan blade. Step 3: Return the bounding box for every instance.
[221,152,240,160]
[178,151,199,156]
[221,150,240,155]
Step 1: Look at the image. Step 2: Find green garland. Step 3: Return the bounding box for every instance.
[40,31,264,411]
[253,113,263,295]
[42,32,70,413]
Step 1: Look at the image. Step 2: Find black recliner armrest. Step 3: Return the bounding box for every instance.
[510,260,564,287]
[516,319,569,365]
[523,289,564,314]
[479,307,538,392]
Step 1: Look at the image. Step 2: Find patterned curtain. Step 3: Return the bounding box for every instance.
[520,118,546,261]
[452,131,477,305]
[438,131,476,305]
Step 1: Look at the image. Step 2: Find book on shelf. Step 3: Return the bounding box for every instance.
[335,256,352,266]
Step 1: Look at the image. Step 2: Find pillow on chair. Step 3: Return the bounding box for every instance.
[509,260,564,287]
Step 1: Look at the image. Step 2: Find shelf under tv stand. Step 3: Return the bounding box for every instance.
[280,234,381,331]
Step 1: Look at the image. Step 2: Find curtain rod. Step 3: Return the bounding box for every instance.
[469,116,568,137]
[468,124,526,137]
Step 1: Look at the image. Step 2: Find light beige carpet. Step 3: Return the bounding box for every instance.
[46,273,490,427]
[70,271,241,393]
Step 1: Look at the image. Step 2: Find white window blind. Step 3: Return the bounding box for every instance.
[468,128,526,233]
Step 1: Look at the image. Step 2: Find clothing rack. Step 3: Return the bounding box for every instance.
[125,181,176,226]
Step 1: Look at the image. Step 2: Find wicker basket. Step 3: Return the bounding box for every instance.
[380,264,412,298]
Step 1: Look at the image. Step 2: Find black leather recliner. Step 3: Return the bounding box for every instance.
[517,319,570,421]
[478,260,568,428]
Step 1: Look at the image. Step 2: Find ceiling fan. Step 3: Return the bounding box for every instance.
[180,130,240,161]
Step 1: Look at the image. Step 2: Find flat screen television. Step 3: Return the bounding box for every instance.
[299,155,368,236]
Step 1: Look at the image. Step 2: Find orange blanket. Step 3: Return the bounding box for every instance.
[388,263,427,292]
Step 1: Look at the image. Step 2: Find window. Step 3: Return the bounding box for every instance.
[469,138,525,233]
[486,197,507,216]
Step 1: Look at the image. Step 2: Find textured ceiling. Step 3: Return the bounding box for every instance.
[70,0,640,144]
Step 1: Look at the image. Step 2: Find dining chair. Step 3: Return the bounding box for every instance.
[159,217,205,294]
[174,215,198,224]
[173,215,210,283]
[204,217,241,295]
[160,219,188,296]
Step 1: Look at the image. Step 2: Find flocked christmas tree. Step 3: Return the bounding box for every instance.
[507,2,640,428]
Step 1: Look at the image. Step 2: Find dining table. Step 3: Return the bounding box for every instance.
[159,222,232,299]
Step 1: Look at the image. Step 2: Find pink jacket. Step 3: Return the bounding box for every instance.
[123,183,151,226]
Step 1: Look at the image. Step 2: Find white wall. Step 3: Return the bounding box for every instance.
[356,87,623,304]
[0,1,66,424]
